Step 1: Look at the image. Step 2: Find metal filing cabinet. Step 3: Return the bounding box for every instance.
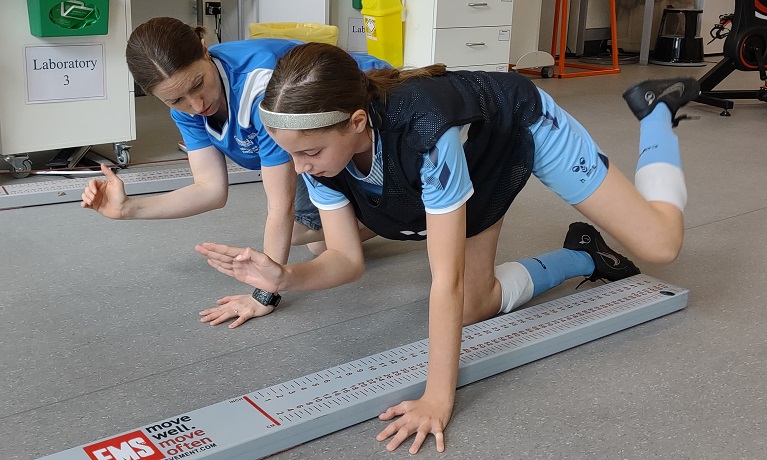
[403,0,513,71]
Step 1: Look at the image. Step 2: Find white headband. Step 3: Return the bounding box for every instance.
[258,102,350,130]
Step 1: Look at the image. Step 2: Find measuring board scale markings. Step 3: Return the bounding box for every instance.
[39,275,688,460]
[456,281,686,386]
[0,164,262,209]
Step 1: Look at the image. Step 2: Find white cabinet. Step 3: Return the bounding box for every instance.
[404,0,513,71]
[0,0,135,157]
[252,0,330,23]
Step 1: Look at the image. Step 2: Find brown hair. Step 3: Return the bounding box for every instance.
[126,17,208,94]
[261,42,447,129]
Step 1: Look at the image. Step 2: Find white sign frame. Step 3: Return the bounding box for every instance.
[24,43,106,104]
[347,17,367,53]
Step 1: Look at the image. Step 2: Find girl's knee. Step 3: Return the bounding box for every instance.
[291,223,323,246]
[637,239,682,264]
[627,225,683,264]
[635,207,684,264]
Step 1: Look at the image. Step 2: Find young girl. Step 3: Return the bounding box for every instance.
[196,42,696,453]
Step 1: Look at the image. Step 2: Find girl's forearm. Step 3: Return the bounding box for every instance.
[423,283,464,402]
[278,248,365,292]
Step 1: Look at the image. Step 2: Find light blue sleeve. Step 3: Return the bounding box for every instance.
[301,174,350,210]
[171,109,212,151]
[350,53,392,70]
[420,126,474,214]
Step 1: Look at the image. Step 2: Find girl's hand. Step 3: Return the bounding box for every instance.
[195,243,283,293]
[80,164,128,219]
[199,294,275,328]
[376,395,453,454]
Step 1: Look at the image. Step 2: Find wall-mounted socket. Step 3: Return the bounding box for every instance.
[205,2,221,15]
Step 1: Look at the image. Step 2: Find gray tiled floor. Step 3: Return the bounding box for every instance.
[2,60,766,460]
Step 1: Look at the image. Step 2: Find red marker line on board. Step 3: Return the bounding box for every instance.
[243,396,281,426]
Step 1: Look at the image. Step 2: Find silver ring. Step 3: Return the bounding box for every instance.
[233,309,239,315]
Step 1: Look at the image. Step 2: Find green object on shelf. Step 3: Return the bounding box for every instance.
[27,0,109,37]
[352,0,363,10]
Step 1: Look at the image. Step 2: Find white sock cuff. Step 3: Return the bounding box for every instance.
[635,162,687,211]
[495,262,535,314]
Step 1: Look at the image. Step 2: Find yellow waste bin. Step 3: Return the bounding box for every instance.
[249,22,339,45]
[361,0,403,67]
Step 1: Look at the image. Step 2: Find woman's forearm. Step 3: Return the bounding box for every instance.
[261,163,298,265]
[122,147,229,220]
[262,206,293,265]
[121,182,227,219]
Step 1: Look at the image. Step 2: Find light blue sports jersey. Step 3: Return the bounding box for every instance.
[171,39,390,170]
[304,126,474,214]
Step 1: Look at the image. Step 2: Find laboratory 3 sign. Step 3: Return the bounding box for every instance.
[24,43,105,103]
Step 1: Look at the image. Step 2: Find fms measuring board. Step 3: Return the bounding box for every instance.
[0,163,261,209]
[41,275,688,460]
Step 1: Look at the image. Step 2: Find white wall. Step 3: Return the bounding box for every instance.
[131,0,221,42]
[331,0,367,51]
[130,0,369,51]
[131,0,366,50]
[701,0,733,55]
[539,0,713,54]
[131,0,195,28]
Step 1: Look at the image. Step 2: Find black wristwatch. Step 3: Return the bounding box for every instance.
[252,287,282,307]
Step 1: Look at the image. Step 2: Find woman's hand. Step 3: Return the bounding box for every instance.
[376,394,454,454]
[199,294,274,328]
[195,243,283,293]
[80,164,128,219]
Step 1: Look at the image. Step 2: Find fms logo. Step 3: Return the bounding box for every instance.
[83,431,164,460]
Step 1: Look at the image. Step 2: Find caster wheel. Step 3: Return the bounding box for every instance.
[112,142,132,167]
[116,149,131,165]
[541,66,554,78]
[11,159,33,179]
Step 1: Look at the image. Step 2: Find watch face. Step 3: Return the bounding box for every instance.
[252,289,269,305]
[253,288,279,306]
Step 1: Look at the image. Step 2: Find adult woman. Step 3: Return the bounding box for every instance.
[80,18,386,326]
[197,43,695,452]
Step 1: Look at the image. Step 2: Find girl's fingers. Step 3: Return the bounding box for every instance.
[408,430,428,454]
[386,427,413,452]
[434,431,445,453]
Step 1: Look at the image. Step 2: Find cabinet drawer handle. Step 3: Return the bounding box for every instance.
[465,42,486,47]
[467,2,489,6]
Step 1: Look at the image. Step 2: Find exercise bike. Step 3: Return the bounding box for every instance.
[695,0,767,115]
